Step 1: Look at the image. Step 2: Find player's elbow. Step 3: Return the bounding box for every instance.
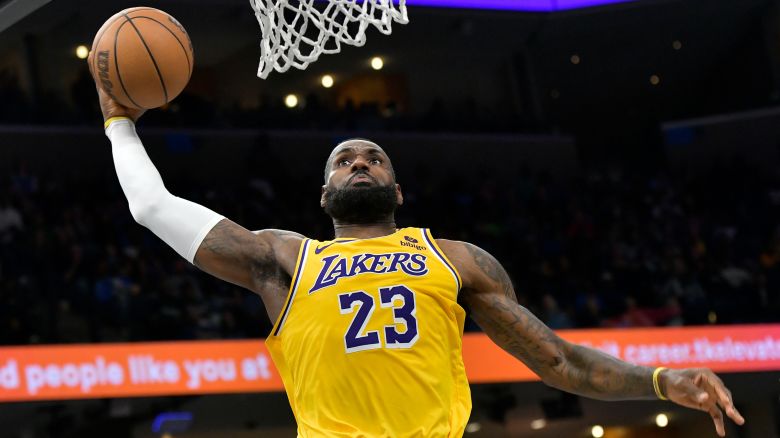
[540,371,583,396]
[128,193,168,226]
[129,200,157,225]
[535,345,575,390]
[536,363,567,390]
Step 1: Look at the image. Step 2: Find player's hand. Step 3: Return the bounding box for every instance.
[86,51,145,123]
[661,368,745,436]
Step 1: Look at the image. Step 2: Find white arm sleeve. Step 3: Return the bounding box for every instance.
[106,119,224,263]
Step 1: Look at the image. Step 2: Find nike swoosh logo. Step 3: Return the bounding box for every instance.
[314,239,357,254]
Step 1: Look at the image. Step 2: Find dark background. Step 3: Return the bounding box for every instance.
[1,0,780,437]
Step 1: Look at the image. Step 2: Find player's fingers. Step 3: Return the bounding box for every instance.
[709,405,726,437]
[705,374,744,425]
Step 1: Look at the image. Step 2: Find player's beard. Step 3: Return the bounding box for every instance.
[323,184,399,224]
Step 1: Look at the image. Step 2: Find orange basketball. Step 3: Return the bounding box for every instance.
[91,7,194,109]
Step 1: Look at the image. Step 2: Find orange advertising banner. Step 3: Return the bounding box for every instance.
[0,324,779,402]
[0,340,283,402]
[462,324,780,383]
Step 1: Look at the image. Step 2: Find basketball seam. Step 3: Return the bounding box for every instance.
[91,14,125,82]
[131,16,192,78]
[114,18,143,109]
[122,12,169,105]
[92,8,160,74]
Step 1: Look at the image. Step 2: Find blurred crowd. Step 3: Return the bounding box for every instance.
[1,68,520,133]
[1,148,779,346]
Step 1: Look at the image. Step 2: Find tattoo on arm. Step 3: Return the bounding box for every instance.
[460,242,655,401]
[463,243,515,300]
[557,343,655,400]
[195,219,282,293]
[461,243,565,378]
[199,220,245,258]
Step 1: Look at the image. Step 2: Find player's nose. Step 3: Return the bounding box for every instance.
[350,156,370,172]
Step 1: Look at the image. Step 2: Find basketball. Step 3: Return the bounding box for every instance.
[90,7,193,109]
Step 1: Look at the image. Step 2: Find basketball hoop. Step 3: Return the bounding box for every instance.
[250,0,408,79]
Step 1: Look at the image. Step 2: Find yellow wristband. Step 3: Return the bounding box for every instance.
[104,116,132,129]
[653,367,668,400]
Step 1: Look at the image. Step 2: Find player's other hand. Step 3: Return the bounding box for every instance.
[87,50,146,123]
[662,368,745,436]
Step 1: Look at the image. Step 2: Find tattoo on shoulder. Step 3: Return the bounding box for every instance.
[463,243,516,300]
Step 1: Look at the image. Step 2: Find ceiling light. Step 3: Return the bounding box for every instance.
[530,419,547,430]
[321,74,334,88]
[284,94,299,108]
[591,425,605,438]
[75,45,89,59]
[656,413,669,428]
[650,75,660,85]
[672,40,682,50]
[371,56,384,70]
[570,54,581,65]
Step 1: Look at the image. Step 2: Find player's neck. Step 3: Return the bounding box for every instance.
[332,220,397,239]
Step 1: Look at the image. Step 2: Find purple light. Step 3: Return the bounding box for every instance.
[555,0,635,9]
[405,0,635,11]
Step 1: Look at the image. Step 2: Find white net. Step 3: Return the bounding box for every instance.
[250,0,408,79]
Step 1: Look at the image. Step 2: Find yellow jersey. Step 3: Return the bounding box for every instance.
[266,227,471,437]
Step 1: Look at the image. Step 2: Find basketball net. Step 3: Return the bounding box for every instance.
[250,0,408,79]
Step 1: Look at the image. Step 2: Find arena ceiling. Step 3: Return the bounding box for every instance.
[0,0,771,124]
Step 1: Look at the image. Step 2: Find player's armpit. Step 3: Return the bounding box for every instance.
[194,220,301,294]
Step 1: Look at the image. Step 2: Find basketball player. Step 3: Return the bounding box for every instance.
[91,73,744,437]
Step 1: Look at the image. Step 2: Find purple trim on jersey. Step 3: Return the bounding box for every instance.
[274,239,310,336]
[422,229,461,291]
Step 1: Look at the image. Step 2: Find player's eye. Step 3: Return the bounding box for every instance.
[337,159,351,167]
[369,158,381,165]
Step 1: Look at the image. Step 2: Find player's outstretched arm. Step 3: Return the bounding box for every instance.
[439,240,745,437]
[89,54,301,298]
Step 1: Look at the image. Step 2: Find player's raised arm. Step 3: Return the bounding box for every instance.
[438,240,745,437]
[90,56,300,296]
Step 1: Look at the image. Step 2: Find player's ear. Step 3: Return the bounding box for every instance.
[395,183,403,206]
[320,185,328,208]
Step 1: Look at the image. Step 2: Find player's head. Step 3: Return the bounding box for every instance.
[321,138,403,224]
